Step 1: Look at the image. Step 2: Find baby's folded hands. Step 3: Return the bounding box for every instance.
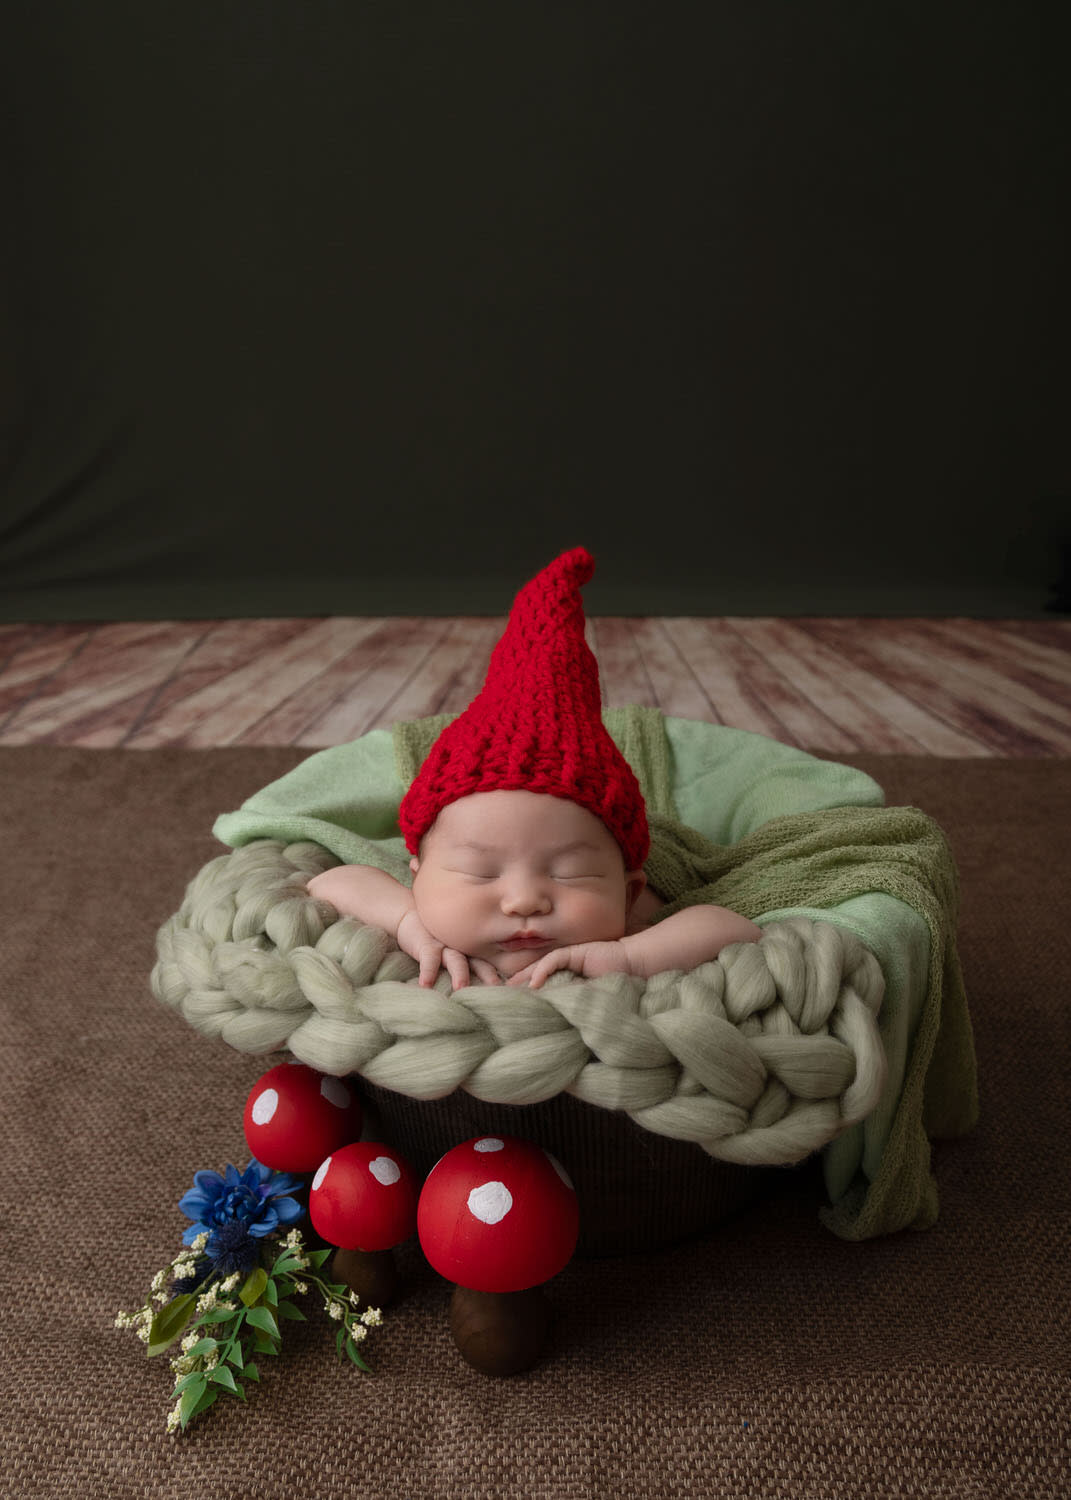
[507,940,631,990]
[396,911,501,989]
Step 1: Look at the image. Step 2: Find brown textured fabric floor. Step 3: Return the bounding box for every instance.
[3,746,1069,1499]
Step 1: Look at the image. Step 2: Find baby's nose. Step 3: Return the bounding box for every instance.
[500,881,552,917]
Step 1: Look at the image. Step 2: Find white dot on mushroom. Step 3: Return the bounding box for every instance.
[369,1156,401,1186]
[313,1157,331,1190]
[251,1088,279,1126]
[467,1181,512,1225]
[474,1137,505,1153]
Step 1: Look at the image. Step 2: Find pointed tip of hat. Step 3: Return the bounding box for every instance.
[551,546,595,589]
[515,546,594,612]
[504,547,596,640]
[558,544,595,575]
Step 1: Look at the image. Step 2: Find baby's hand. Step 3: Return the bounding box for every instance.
[395,912,500,989]
[396,910,465,988]
[508,940,631,990]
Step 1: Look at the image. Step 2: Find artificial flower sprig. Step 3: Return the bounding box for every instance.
[115,1160,383,1433]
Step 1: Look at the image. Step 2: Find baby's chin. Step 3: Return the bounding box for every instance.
[487,945,549,979]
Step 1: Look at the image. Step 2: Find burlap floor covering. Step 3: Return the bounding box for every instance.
[3,746,1069,1500]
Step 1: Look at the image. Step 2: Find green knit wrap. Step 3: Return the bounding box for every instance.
[644,804,976,1239]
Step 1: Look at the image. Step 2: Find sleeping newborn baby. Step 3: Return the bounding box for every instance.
[309,547,760,990]
[308,786,759,990]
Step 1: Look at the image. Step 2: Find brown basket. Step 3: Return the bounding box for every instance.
[358,1082,779,1257]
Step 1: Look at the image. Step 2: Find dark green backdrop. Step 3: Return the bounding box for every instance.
[1,2,1067,619]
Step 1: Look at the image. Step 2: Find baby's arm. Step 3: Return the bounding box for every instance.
[511,904,762,990]
[307,865,490,988]
[620,904,762,976]
[307,864,415,933]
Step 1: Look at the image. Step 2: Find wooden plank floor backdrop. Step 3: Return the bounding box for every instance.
[0,616,1068,755]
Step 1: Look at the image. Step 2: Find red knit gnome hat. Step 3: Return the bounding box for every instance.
[398,546,649,868]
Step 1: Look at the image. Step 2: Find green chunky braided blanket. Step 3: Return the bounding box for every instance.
[191,709,976,1241]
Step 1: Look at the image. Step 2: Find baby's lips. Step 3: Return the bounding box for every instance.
[498,932,552,951]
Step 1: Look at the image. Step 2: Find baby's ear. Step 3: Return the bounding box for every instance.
[624,869,646,914]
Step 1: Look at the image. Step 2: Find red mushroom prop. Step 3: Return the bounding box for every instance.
[310,1142,419,1306]
[417,1135,579,1375]
[242,1062,363,1173]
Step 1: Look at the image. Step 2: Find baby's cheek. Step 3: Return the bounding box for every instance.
[567,889,629,940]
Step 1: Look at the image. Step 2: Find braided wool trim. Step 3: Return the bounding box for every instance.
[152,840,887,1167]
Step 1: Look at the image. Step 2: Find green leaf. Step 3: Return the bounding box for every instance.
[182,1338,218,1360]
[277,1300,306,1322]
[246,1305,279,1340]
[170,1371,205,1398]
[185,1385,220,1427]
[252,1332,280,1356]
[345,1339,371,1372]
[178,1377,209,1428]
[226,1340,244,1370]
[239,1267,269,1307]
[307,1248,332,1270]
[195,1302,241,1325]
[262,1277,279,1308]
[147,1294,198,1357]
[243,1362,261,1383]
[208,1364,240,1394]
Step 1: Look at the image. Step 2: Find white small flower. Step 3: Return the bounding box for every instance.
[294,1281,308,1295]
[180,1333,199,1353]
[166,1408,181,1434]
[151,1270,169,1293]
[136,1325,150,1344]
[349,1291,362,1308]
[221,1273,241,1292]
[360,1307,383,1327]
[285,1229,303,1250]
[327,1300,345,1321]
[191,1232,209,1253]
[196,1291,218,1315]
[153,1291,170,1305]
[350,1324,368,1343]
[114,1311,133,1328]
[170,1356,194,1376]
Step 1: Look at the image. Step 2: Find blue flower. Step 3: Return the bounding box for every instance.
[200,1220,262,1278]
[178,1161,305,1254]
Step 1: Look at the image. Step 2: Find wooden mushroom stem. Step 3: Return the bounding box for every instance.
[448,1284,550,1376]
[331,1246,401,1308]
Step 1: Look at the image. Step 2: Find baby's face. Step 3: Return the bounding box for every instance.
[410,789,645,978]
